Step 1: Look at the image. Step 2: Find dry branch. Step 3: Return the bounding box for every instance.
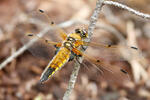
[103,1,150,19]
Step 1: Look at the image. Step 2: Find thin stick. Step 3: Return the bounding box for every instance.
[63,0,104,100]
[88,0,105,38]
[0,20,76,70]
[63,59,82,100]
[103,1,150,20]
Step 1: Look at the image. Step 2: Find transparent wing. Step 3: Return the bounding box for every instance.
[83,41,140,61]
[71,47,131,85]
[79,53,131,85]
[27,9,67,41]
[20,9,67,60]
[21,33,60,60]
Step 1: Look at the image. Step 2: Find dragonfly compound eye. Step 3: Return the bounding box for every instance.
[81,29,87,38]
[75,28,81,34]
[75,28,87,38]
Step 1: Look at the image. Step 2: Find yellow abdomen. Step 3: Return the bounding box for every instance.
[40,47,71,82]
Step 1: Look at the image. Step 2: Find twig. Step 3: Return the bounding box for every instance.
[103,1,150,20]
[88,0,104,38]
[63,0,104,100]
[0,20,76,70]
[63,59,82,100]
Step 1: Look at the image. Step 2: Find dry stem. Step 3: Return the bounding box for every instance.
[103,1,150,19]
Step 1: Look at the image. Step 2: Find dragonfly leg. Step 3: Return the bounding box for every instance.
[72,48,82,57]
[54,43,62,55]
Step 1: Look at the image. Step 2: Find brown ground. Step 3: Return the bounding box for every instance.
[0,0,150,100]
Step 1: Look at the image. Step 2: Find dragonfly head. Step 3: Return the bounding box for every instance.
[75,28,88,38]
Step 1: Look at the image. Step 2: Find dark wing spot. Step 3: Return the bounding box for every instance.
[39,9,44,13]
[131,46,138,50]
[51,21,54,25]
[107,44,111,47]
[120,69,128,74]
[45,39,48,43]
[27,34,33,36]
[96,60,100,62]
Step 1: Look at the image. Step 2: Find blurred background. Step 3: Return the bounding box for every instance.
[0,0,150,100]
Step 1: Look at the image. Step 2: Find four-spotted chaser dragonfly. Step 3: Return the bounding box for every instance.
[23,9,139,84]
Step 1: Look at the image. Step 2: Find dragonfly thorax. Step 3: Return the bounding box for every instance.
[64,36,79,50]
[63,42,73,50]
[67,37,76,43]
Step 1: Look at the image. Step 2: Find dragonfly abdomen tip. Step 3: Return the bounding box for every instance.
[40,67,56,83]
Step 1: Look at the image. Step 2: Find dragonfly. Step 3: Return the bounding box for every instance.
[23,9,139,83]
